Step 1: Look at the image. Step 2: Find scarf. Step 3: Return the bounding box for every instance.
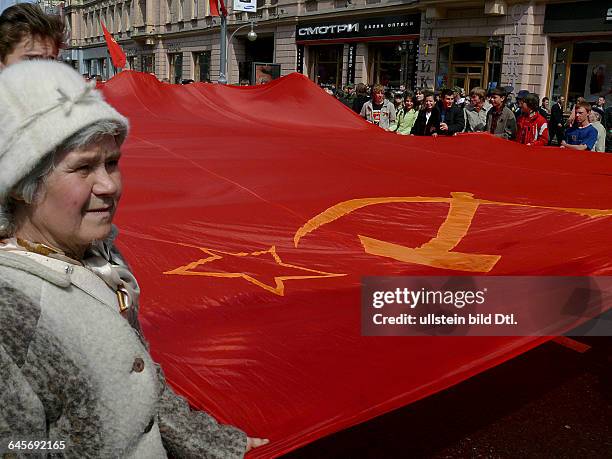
[0,225,140,317]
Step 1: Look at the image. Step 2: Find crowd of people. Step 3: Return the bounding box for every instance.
[332,82,611,152]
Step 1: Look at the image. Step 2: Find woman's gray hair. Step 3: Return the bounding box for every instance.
[0,120,124,238]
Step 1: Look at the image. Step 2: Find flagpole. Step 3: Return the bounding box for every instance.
[218,12,228,84]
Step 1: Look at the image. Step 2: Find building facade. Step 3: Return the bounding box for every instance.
[63,0,612,102]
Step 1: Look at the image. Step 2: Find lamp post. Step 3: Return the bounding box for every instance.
[218,19,257,84]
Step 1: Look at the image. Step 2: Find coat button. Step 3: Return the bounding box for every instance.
[132,357,145,373]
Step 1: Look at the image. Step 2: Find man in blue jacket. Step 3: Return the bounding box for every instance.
[561,102,598,151]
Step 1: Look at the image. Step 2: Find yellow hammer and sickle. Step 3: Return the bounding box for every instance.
[294,192,612,273]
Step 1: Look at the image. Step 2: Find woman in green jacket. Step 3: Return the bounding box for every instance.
[393,91,419,135]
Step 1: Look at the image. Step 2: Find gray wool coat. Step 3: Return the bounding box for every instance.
[0,249,247,458]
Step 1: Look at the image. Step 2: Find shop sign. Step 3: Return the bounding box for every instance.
[233,0,256,13]
[544,1,612,33]
[296,14,420,42]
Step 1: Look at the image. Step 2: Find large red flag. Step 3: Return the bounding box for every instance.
[100,71,612,457]
[101,22,126,69]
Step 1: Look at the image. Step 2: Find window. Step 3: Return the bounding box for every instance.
[436,38,504,93]
[487,39,503,90]
[549,40,612,105]
[168,53,183,83]
[373,43,402,88]
[191,0,197,18]
[99,58,107,78]
[305,0,317,13]
[179,0,184,22]
[138,0,146,27]
[166,0,172,23]
[126,3,131,30]
[193,51,211,82]
[309,45,343,88]
[370,41,417,90]
[141,54,155,73]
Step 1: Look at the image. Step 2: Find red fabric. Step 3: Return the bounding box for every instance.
[101,22,126,69]
[100,71,612,457]
[209,0,220,16]
[516,111,549,146]
[219,0,227,16]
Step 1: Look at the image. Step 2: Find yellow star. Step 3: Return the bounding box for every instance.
[164,245,346,296]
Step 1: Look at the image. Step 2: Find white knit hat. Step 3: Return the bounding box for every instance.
[0,60,129,199]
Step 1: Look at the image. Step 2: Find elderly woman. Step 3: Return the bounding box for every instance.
[0,61,266,457]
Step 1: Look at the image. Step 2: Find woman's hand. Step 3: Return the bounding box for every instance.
[246,437,269,452]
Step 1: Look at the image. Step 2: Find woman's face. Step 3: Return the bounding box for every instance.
[423,96,435,110]
[17,135,122,257]
[404,98,414,110]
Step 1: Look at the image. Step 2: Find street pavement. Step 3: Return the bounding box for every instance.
[286,337,611,458]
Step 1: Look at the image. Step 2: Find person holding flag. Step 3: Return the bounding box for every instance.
[0,59,269,458]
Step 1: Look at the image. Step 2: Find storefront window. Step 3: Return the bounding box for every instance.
[551,46,568,101]
[550,40,612,104]
[437,43,450,89]
[141,54,155,74]
[378,44,401,87]
[369,42,417,90]
[99,58,107,78]
[436,38,503,92]
[193,51,211,82]
[309,45,343,88]
[168,53,183,84]
[487,39,503,90]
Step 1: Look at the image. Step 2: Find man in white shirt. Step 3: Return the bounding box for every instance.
[589,108,607,153]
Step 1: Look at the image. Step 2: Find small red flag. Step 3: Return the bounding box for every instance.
[209,0,219,16]
[101,22,126,69]
[209,0,227,17]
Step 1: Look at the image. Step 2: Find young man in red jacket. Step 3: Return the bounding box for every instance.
[516,93,549,146]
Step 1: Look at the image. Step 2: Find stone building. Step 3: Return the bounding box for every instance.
[62,0,612,103]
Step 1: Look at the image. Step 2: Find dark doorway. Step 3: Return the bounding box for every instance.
[239,36,275,84]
